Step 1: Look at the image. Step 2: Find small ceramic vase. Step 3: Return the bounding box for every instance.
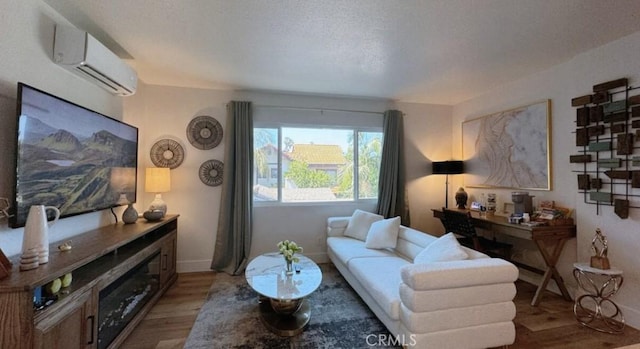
[22,205,60,264]
[122,203,138,224]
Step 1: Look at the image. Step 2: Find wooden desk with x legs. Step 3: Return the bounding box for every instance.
[432,208,576,306]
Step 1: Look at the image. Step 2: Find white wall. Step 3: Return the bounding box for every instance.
[0,1,452,273]
[394,101,453,234]
[126,85,452,271]
[452,30,640,329]
[123,84,232,272]
[0,0,124,257]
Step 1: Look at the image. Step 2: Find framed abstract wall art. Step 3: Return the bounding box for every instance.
[462,100,551,190]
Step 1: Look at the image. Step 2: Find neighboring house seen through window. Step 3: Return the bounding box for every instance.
[253,108,383,203]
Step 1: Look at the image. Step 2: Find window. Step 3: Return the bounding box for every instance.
[357,132,383,199]
[252,108,383,203]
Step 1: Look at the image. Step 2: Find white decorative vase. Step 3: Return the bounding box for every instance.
[149,194,167,217]
[22,205,60,264]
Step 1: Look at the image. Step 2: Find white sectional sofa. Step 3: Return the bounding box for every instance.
[327,212,519,349]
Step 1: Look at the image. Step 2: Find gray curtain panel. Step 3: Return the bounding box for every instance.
[376,110,410,225]
[211,101,253,275]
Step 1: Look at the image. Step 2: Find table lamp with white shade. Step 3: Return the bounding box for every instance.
[145,167,171,217]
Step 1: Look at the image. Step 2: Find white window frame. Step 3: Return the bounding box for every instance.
[253,107,383,206]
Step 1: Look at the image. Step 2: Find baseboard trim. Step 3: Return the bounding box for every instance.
[517,268,577,299]
[304,252,329,264]
[177,259,212,273]
[619,303,640,331]
[177,252,331,274]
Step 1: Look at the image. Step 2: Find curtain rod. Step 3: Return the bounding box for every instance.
[254,104,384,116]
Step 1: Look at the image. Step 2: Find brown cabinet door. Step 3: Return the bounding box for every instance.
[159,231,177,286]
[34,288,96,349]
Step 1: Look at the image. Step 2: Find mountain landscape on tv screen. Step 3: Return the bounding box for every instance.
[16,115,136,224]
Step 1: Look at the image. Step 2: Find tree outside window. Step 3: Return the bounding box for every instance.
[253,126,382,203]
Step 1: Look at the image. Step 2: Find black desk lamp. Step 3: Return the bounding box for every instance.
[432,160,464,208]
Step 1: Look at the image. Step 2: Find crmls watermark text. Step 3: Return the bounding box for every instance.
[366,334,417,347]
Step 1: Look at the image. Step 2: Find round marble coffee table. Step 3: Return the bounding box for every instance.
[245,252,322,336]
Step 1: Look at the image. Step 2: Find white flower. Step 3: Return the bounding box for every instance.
[277,239,303,263]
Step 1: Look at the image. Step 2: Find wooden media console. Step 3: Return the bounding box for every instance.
[0,215,179,349]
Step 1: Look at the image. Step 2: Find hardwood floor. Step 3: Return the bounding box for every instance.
[511,280,640,349]
[121,272,216,349]
[124,272,640,349]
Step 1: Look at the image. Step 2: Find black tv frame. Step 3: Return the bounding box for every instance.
[10,83,138,228]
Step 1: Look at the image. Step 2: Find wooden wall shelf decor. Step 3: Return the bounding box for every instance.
[570,77,640,218]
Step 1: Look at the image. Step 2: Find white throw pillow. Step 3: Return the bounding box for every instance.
[343,209,383,241]
[365,216,401,249]
[414,232,469,264]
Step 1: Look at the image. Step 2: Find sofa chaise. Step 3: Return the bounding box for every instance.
[326,210,519,349]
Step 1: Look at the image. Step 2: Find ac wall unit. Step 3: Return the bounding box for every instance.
[53,25,138,96]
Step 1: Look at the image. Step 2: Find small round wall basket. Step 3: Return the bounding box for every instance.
[150,138,185,169]
[199,159,224,186]
[186,115,223,150]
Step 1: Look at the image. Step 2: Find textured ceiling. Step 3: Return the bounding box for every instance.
[43,0,640,104]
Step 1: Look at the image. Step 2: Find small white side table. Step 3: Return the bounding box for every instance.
[573,262,624,334]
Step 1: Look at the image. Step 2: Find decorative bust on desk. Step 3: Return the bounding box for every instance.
[590,228,610,270]
[455,187,468,209]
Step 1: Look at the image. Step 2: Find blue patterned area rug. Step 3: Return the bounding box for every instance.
[184,263,399,349]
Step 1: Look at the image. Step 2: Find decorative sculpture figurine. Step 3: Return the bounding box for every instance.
[590,228,610,270]
[455,187,468,209]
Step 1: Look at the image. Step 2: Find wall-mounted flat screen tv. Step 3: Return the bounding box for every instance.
[10,83,138,228]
